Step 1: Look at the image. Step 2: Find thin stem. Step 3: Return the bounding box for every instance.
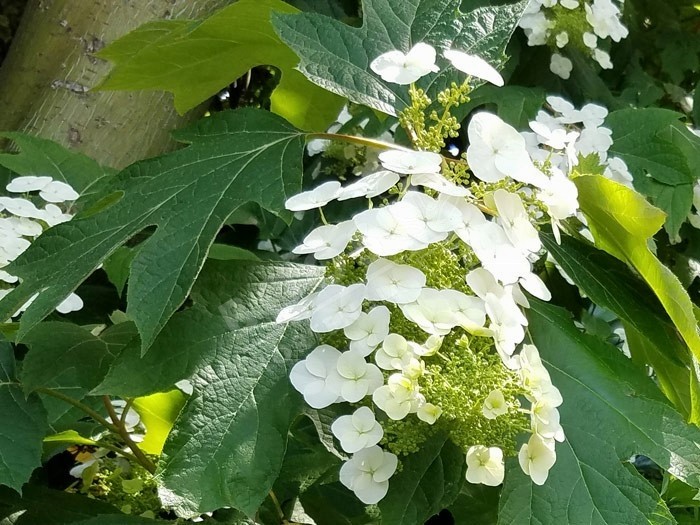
[103,396,156,474]
[91,440,142,465]
[269,490,285,522]
[120,398,135,426]
[37,388,117,432]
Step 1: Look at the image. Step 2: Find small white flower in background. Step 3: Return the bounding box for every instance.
[482,389,509,419]
[593,49,613,70]
[331,406,384,453]
[364,258,426,304]
[289,345,342,409]
[310,283,366,333]
[344,305,391,356]
[550,53,573,79]
[292,221,357,260]
[560,0,579,8]
[370,42,439,85]
[284,181,342,211]
[0,197,44,219]
[465,445,505,486]
[337,170,399,201]
[378,149,442,175]
[531,400,565,442]
[492,189,542,255]
[400,192,462,244]
[339,445,398,504]
[111,399,142,433]
[583,32,598,48]
[518,434,557,485]
[443,49,504,87]
[329,350,384,403]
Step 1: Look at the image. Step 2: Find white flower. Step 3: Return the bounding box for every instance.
[354,203,426,256]
[465,445,505,486]
[417,402,442,424]
[466,112,548,186]
[492,189,542,254]
[555,31,569,48]
[444,49,504,87]
[410,172,470,196]
[310,284,366,333]
[56,293,84,314]
[375,333,414,371]
[585,0,629,42]
[576,126,613,158]
[561,0,578,8]
[293,221,357,260]
[529,120,579,151]
[111,399,141,432]
[518,434,556,485]
[337,171,400,200]
[550,54,573,79]
[344,305,391,356]
[276,292,318,323]
[482,389,509,419]
[531,400,565,442]
[329,351,384,403]
[469,221,531,284]
[582,32,598,48]
[519,11,553,46]
[518,345,563,407]
[400,192,462,244]
[370,43,439,85]
[339,446,398,504]
[546,95,580,123]
[40,204,72,226]
[364,258,426,304]
[537,170,579,242]
[378,150,442,174]
[373,373,421,420]
[39,181,79,203]
[579,103,608,128]
[331,407,384,453]
[604,157,634,188]
[6,176,52,193]
[438,194,487,245]
[284,181,341,211]
[290,345,342,408]
[593,49,613,69]
[399,288,457,336]
[0,197,44,219]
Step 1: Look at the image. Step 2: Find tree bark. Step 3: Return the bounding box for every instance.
[0,0,232,169]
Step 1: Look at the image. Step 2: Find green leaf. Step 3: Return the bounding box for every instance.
[20,322,136,395]
[70,516,160,525]
[0,485,124,524]
[606,108,698,238]
[447,484,499,525]
[575,175,700,364]
[0,133,114,197]
[97,0,344,131]
[273,0,527,116]
[94,260,323,516]
[43,430,98,446]
[102,246,138,297]
[541,231,698,419]
[207,244,261,262]
[455,85,545,129]
[132,389,186,455]
[0,108,305,352]
[300,481,375,525]
[379,433,465,525]
[0,343,48,492]
[499,299,700,524]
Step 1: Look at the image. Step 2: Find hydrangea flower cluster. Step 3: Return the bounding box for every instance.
[277,43,570,504]
[0,175,83,315]
[519,0,629,79]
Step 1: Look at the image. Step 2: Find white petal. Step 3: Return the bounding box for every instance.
[444,49,504,87]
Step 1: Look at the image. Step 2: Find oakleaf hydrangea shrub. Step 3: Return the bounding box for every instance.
[277,44,590,504]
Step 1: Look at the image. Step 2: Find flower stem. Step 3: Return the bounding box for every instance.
[36,387,117,431]
[102,396,156,474]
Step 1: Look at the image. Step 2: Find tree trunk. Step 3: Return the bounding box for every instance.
[0,0,231,169]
